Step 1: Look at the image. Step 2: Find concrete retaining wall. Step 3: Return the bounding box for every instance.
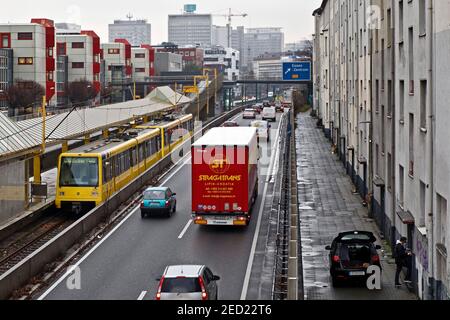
[0,160,27,225]
[0,105,245,300]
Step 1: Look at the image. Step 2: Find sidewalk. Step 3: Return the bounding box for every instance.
[296,112,417,300]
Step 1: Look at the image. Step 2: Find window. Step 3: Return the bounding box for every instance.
[18,32,33,40]
[1,33,10,48]
[48,47,53,57]
[375,80,379,112]
[57,43,66,56]
[400,80,405,123]
[399,1,404,42]
[72,42,84,49]
[135,68,145,73]
[409,113,415,176]
[420,80,427,130]
[419,181,426,227]
[409,27,414,94]
[72,62,84,69]
[387,9,392,47]
[108,48,120,54]
[18,57,33,65]
[387,153,392,191]
[381,105,385,153]
[387,80,392,117]
[419,0,426,35]
[135,53,145,58]
[59,157,99,187]
[47,72,53,81]
[399,165,405,206]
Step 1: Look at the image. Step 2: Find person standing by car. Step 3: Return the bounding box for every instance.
[395,237,412,286]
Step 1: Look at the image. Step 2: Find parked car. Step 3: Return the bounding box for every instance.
[243,108,257,119]
[156,265,220,300]
[251,120,271,142]
[325,231,382,287]
[140,187,177,218]
[262,107,277,122]
[222,120,239,127]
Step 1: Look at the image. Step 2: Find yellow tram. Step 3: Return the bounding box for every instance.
[56,114,194,213]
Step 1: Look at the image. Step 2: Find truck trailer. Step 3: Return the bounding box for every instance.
[191,127,259,226]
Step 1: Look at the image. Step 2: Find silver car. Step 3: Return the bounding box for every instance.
[155,265,220,300]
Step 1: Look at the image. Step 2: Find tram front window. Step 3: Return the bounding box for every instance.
[59,157,99,187]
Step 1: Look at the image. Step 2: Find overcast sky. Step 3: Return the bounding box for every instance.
[0,0,322,44]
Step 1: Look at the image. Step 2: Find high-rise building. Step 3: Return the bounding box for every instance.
[242,28,284,70]
[168,13,212,47]
[109,18,151,47]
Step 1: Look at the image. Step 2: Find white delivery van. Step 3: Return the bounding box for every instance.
[262,107,277,122]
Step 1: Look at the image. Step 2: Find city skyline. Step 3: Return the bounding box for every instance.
[0,0,322,45]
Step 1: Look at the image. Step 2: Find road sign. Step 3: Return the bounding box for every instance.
[282,61,311,81]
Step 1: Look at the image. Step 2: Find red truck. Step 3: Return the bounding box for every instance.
[192,127,259,226]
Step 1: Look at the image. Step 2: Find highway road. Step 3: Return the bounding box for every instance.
[37,111,284,300]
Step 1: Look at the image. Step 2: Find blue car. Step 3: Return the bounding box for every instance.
[141,187,177,218]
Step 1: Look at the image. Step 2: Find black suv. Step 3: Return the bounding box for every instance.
[325,231,382,287]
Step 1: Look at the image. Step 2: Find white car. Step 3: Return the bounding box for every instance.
[243,108,256,119]
[262,107,277,122]
[156,265,220,300]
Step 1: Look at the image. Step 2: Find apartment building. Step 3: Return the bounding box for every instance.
[156,46,204,70]
[0,18,56,107]
[101,39,132,84]
[313,0,449,300]
[204,46,239,81]
[168,13,213,47]
[131,45,155,82]
[56,28,101,96]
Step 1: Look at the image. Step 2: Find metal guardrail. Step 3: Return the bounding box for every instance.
[271,113,291,300]
[0,104,247,300]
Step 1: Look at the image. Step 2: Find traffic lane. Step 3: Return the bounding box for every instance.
[42,111,282,300]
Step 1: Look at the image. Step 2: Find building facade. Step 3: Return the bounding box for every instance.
[168,13,213,47]
[0,49,13,109]
[101,39,132,84]
[242,28,284,70]
[204,46,239,81]
[0,18,56,108]
[131,45,155,82]
[56,29,101,93]
[313,0,450,300]
[108,19,151,47]
[154,52,182,76]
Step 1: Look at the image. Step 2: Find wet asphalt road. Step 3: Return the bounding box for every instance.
[38,111,283,300]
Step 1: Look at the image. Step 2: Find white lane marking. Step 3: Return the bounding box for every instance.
[38,111,248,300]
[240,115,283,301]
[38,154,192,300]
[178,219,193,240]
[137,291,147,301]
[38,205,139,300]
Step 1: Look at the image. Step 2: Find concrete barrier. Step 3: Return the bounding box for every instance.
[0,105,246,300]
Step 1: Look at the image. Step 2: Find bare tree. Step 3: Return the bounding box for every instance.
[5,80,45,116]
[66,79,98,107]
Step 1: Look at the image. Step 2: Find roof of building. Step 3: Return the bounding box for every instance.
[0,112,38,157]
[313,0,328,16]
[0,86,191,161]
[193,127,257,147]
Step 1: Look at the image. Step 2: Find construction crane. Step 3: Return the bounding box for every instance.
[214,8,248,48]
